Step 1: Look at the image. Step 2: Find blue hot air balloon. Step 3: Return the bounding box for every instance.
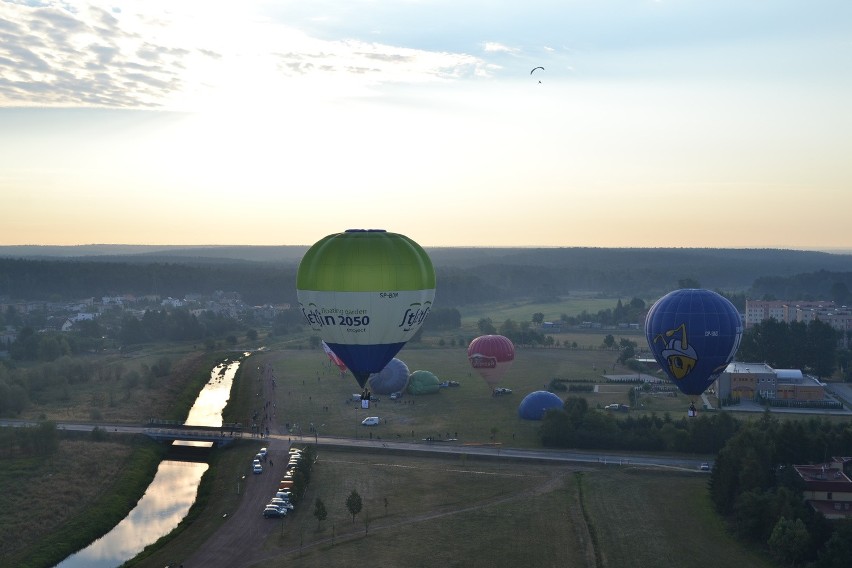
[644,289,742,398]
[518,391,563,420]
[297,229,436,388]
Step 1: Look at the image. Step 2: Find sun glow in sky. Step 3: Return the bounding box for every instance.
[1,0,851,249]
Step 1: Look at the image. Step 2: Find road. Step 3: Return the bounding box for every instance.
[3,417,710,567]
[0,418,711,470]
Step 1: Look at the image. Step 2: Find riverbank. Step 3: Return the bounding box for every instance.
[3,434,166,568]
[0,350,233,568]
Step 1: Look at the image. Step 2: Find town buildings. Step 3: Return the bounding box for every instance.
[716,362,827,403]
[794,457,852,519]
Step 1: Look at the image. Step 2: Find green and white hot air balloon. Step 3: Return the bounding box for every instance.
[297,229,436,388]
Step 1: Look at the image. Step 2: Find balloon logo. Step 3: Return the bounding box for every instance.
[467,334,515,390]
[297,229,436,388]
[644,289,742,397]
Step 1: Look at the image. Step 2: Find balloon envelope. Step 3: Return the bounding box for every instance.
[407,370,440,395]
[644,288,742,396]
[518,391,564,420]
[467,335,515,389]
[297,230,435,388]
[368,358,410,395]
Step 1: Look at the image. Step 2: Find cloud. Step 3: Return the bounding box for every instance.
[482,41,519,54]
[0,2,188,108]
[0,1,489,110]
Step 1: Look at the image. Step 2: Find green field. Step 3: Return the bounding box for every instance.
[240,342,698,450]
[6,290,845,567]
[135,443,773,568]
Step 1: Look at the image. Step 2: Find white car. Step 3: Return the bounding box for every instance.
[361,416,380,426]
[252,463,263,474]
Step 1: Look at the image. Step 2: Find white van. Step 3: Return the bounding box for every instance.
[361,416,380,426]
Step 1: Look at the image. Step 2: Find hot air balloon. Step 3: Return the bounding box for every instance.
[322,340,348,373]
[644,289,742,401]
[467,334,515,391]
[368,358,410,395]
[518,391,564,421]
[297,229,436,389]
[407,370,440,395]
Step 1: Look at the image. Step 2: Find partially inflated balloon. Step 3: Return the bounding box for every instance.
[407,370,440,395]
[644,288,742,396]
[518,391,564,420]
[368,358,410,395]
[297,230,435,388]
[467,334,515,390]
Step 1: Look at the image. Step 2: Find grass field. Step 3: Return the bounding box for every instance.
[268,452,775,568]
[0,438,135,562]
[239,346,695,450]
[142,444,772,568]
[456,295,625,331]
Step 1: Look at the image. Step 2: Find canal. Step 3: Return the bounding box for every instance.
[54,353,248,568]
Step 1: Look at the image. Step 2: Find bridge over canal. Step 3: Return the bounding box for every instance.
[144,420,256,447]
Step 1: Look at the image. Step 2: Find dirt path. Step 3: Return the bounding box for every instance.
[181,362,290,568]
[181,362,593,568]
[239,467,576,568]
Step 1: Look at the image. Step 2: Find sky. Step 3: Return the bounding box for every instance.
[1,0,851,250]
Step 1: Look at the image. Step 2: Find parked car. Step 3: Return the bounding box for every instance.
[493,387,512,396]
[361,416,380,426]
[269,498,291,509]
[263,506,286,518]
[389,391,402,400]
[252,463,263,474]
[258,447,268,457]
[700,462,711,471]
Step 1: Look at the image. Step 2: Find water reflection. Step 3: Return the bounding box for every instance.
[53,354,247,568]
[185,357,241,427]
[54,461,208,568]
[175,357,243,448]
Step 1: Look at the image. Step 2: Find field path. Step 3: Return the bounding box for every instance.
[242,467,577,568]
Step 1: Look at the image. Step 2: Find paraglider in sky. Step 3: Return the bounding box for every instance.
[322,340,348,373]
[644,289,742,400]
[530,66,544,83]
[518,390,564,421]
[368,358,410,395]
[297,229,436,389]
[467,334,515,391]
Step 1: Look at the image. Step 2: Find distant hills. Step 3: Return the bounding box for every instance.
[1,245,852,305]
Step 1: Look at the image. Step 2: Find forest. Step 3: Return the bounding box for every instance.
[3,246,852,305]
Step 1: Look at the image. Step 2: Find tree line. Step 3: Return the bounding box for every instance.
[538,398,852,567]
[4,251,852,306]
[737,318,848,379]
[539,396,739,454]
[709,413,852,567]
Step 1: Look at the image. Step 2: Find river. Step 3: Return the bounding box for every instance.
[54,354,248,568]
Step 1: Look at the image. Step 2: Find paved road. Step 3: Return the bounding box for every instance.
[0,418,711,470]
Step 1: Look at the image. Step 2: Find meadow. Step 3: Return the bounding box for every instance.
[132,442,773,568]
[243,341,692,451]
[0,295,737,567]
